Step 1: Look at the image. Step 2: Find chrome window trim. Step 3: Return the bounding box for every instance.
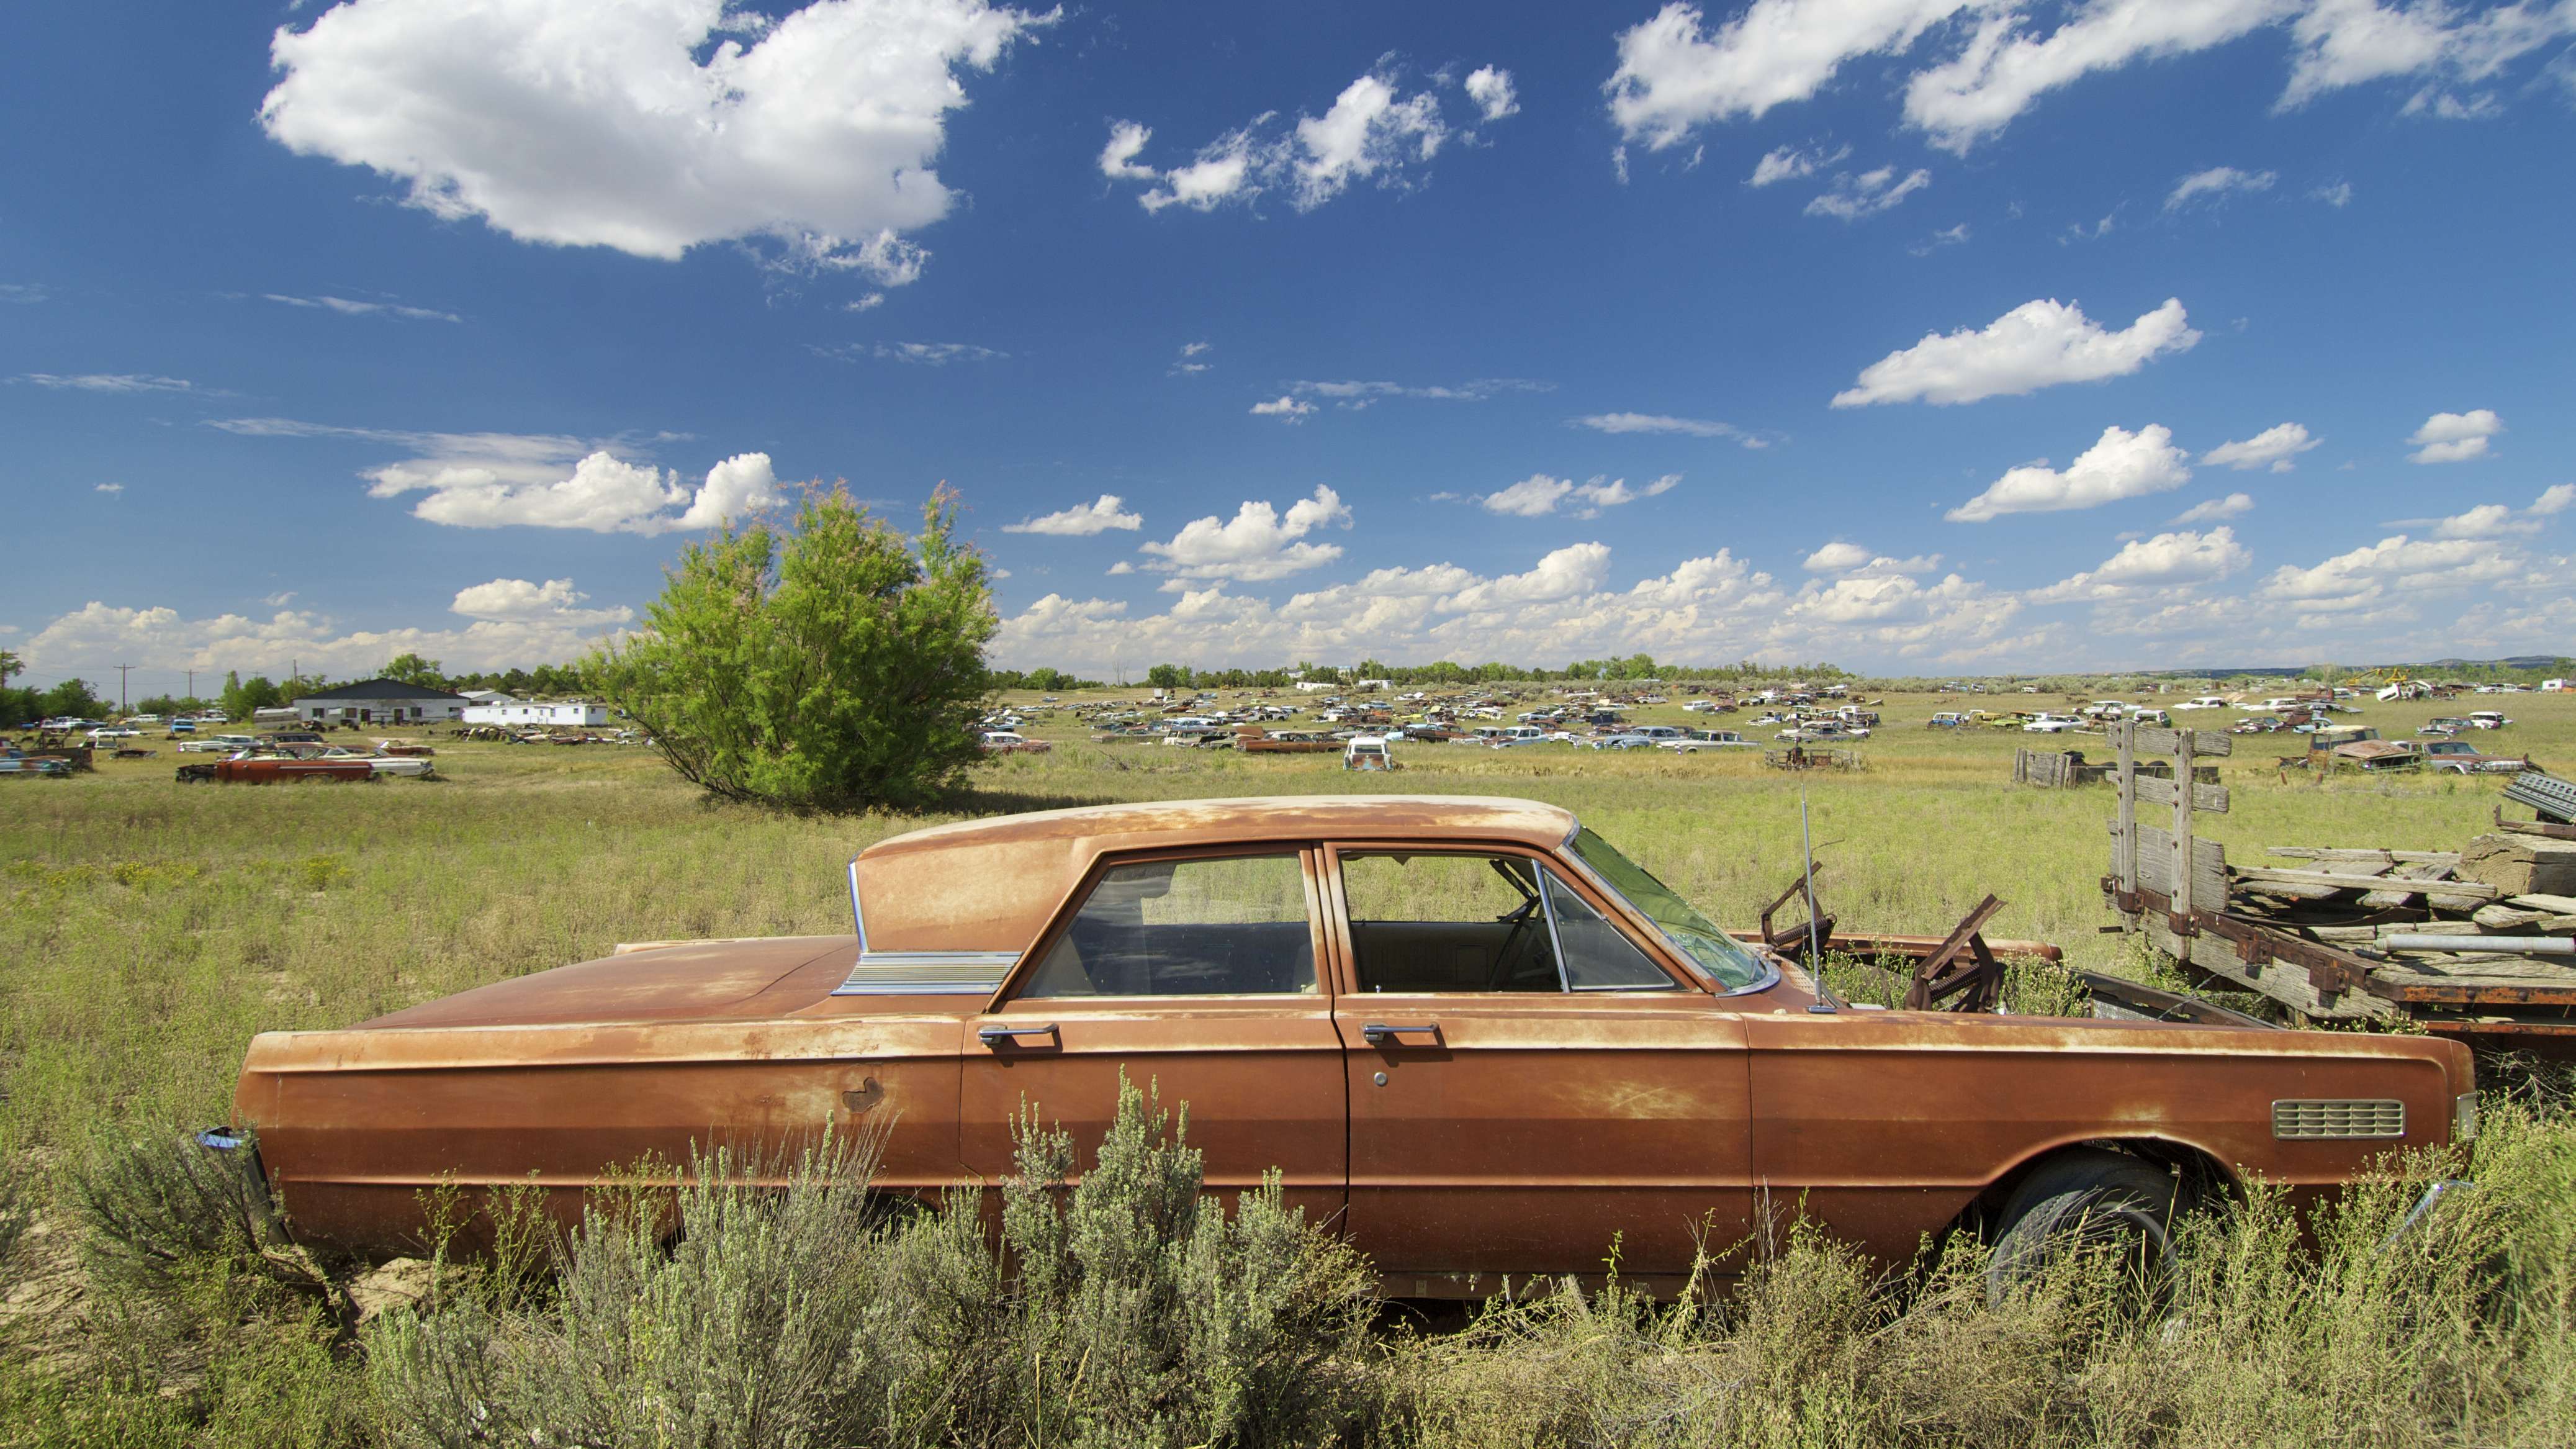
[1554,828,1778,996]
[1540,864,1681,993]
[847,857,869,954]
[1533,862,1574,993]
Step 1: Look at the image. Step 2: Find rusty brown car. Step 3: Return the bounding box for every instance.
[229,795,2474,1295]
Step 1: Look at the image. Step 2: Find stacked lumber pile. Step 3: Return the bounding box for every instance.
[2229,834,2576,975]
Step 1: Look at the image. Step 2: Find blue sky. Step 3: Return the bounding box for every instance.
[6,0,2572,692]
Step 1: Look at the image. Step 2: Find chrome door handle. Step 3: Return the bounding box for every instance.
[1361,1022,1440,1047]
[978,1022,1060,1047]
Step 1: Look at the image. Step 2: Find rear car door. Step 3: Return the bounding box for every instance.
[961,847,1346,1224]
[1325,844,1752,1293]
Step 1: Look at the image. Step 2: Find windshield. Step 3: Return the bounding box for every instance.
[1565,827,1768,990]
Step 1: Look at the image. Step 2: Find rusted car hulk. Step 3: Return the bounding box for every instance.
[232,795,2473,1297]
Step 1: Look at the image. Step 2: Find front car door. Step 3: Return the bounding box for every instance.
[1325,843,1753,1295]
[961,846,1346,1225]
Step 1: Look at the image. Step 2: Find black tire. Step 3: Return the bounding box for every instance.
[1987,1148,2180,1305]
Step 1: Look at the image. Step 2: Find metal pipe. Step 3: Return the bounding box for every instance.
[1802,794,1835,1013]
[2375,934,2576,955]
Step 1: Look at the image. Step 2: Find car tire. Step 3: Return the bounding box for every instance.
[1986,1148,2180,1306]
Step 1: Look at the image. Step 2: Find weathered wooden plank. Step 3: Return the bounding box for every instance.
[2459,835,2576,896]
[2137,726,2233,759]
[2230,865,2500,900]
[2131,824,2226,905]
[2266,847,2460,865]
[2114,723,2138,893]
[2138,911,2398,1021]
[2362,860,2457,910]
[2135,774,2229,813]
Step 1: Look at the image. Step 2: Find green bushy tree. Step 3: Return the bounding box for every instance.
[591,484,996,810]
[379,652,446,688]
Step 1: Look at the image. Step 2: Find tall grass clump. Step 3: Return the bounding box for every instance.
[367,1078,1374,1449]
[1379,1106,2576,1449]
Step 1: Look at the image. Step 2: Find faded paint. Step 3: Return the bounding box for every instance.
[235,793,2475,1280]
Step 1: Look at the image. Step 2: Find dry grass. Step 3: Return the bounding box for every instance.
[5,688,2574,1444]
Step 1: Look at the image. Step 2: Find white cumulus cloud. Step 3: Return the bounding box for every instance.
[2172,492,2255,523]
[1804,165,1931,220]
[2429,486,2575,538]
[2164,165,2277,210]
[1834,297,2200,407]
[2261,532,2523,609]
[19,580,634,682]
[1106,64,1507,214]
[1948,423,2193,522]
[1464,65,1520,121]
[1803,541,1872,572]
[1479,473,1677,519]
[1601,0,2576,159]
[449,577,634,625]
[221,417,783,535]
[2202,422,2318,471]
[2408,409,2500,463]
[259,0,1049,280]
[1747,140,1849,185]
[1250,395,1315,420]
[1137,485,1353,581]
[1606,1,1972,149]
[2030,527,2251,602]
[1003,495,1143,536]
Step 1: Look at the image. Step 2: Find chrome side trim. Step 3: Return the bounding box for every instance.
[831,950,1019,997]
[847,857,868,954]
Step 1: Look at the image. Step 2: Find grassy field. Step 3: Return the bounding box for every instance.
[4,685,2574,1444]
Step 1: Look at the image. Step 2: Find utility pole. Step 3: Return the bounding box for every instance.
[186,667,194,703]
[114,664,139,713]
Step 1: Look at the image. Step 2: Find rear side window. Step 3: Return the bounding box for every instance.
[1021,855,1316,998]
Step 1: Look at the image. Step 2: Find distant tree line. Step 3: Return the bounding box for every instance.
[1087,655,1857,692]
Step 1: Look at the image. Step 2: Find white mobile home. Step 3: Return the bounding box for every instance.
[461,701,613,728]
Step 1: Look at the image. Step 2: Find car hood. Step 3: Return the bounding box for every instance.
[354,935,853,1031]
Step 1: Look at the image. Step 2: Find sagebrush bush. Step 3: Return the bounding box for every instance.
[70,1129,319,1299]
[367,1079,1374,1449]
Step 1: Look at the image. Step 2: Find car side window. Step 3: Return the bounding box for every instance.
[1020,855,1316,998]
[1543,870,1677,990]
[1341,853,1564,993]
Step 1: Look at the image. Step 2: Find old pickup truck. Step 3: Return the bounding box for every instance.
[228,796,2472,1296]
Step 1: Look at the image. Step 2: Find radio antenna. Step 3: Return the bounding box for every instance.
[1802,792,1837,1013]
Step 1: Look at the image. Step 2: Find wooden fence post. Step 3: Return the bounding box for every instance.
[2114,720,2137,895]
[2171,728,2195,926]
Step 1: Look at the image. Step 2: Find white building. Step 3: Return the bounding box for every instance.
[292,678,469,726]
[462,700,613,728]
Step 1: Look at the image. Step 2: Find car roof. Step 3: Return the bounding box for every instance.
[852,795,1577,954]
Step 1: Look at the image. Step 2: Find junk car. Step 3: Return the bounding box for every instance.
[228,796,2473,1296]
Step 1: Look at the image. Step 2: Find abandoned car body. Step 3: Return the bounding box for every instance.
[232,796,2472,1294]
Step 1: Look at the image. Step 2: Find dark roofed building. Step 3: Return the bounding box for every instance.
[291,678,470,726]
